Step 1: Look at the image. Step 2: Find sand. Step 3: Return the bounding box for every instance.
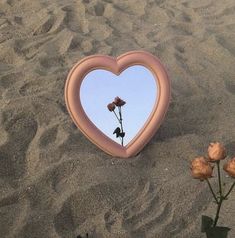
[0,0,235,237]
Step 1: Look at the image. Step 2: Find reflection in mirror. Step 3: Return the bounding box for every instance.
[80,65,158,146]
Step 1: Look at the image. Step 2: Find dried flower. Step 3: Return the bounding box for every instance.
[113,96,126,107]
[107,102,116,112]
[208,142,226,162]
[191,143,235,230]
[224,157,235,178]
[191,157,213,180]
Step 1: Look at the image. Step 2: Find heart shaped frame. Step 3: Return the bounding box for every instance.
[65,51,171,158]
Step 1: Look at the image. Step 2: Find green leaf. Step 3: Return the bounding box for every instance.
[206,227,230,238]
[201,215,213,232]
[113,127,121,138]
[119,132,125,138]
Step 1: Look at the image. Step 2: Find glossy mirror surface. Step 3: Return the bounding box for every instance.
[80,65,158,146]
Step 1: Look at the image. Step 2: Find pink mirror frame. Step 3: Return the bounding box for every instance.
[64,51,171,158]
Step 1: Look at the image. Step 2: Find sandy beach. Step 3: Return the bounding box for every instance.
[0,0,235,237]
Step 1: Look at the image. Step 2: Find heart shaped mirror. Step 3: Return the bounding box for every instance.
[65,51,170,158]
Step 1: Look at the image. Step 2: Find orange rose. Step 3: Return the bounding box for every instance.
[113,96,126,107]
[224,157,235,178]
[107,102,116,111]
[208,142,226,162]
[191,157,213,180]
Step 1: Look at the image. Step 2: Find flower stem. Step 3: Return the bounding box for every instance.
[217,161,222,196]
[206,179,218,204]
[213,161,223,227]
[224,181,235,199]
[213,197,223,227]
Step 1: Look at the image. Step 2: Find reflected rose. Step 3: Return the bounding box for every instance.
[113,96,126,106]
[224,157,235,178]
[107,102,116,111]
[208,142,226,162]
[191,156,213,180]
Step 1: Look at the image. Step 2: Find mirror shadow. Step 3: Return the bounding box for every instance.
[80,65,158,146]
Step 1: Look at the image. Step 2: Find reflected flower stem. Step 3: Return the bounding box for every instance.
[112,107,124,146]
[118,106,124,146]
[108,97,126,146]
[113,110,123,146]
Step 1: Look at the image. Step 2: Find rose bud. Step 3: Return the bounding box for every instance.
[113,96,126,106]
[107,102,116,112]
[223,157,235,178]
[191,156,213,180]
[191,156,207,167]
[208,142,227,162]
